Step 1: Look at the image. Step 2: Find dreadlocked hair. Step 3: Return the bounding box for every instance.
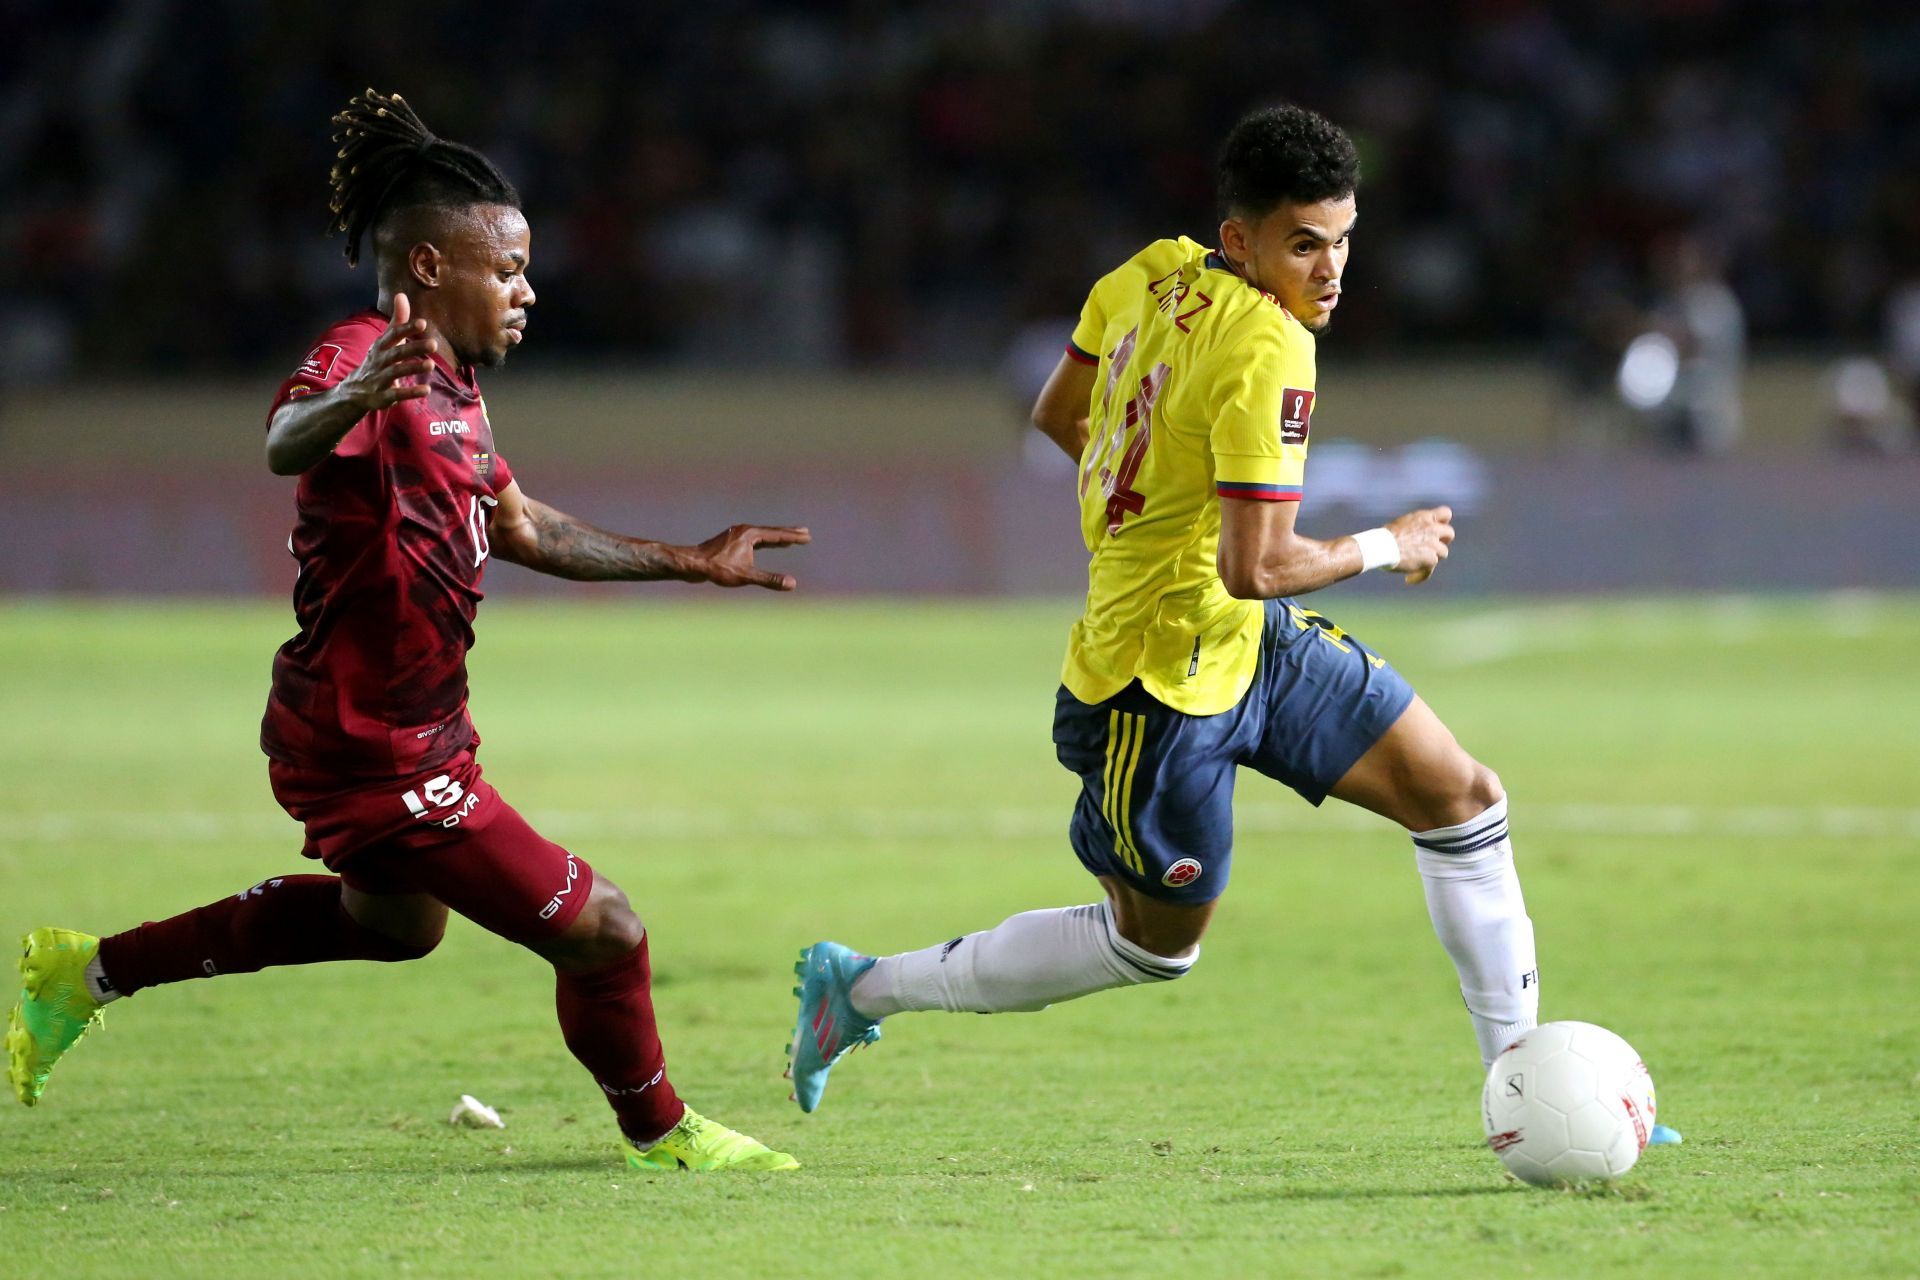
[327,88,519,265]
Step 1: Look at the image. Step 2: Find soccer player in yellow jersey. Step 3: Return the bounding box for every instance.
[791,104,1654,1137]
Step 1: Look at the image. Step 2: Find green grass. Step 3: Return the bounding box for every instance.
[2,596,1916,1278]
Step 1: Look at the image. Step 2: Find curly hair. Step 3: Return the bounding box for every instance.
[327,88,520,265]
[1217,104,1359,218]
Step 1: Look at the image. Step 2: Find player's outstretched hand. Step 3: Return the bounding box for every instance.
[696,524,812,591]
[339,292,436,413]
[1385,505,1455,585]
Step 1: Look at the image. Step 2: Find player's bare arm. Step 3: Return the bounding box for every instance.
[488,480,810,590]
[1030,352,1097,460]
[1217,495,1454,597]
[264,293,436,475]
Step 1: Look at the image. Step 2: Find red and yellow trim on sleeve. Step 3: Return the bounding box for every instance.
[1216,480,1303,502]
[1215,451,1305,503]
[1065,340,1098,366]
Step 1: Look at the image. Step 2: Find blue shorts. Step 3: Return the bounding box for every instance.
[1053,599,1416,905]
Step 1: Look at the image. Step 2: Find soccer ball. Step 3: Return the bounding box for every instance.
[1481,1020,1656,1186]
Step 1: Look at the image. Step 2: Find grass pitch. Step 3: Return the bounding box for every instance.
[1,596,1916,1278]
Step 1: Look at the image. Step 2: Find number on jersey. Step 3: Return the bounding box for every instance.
[465,494,498,568]
[1080,326,1170,535]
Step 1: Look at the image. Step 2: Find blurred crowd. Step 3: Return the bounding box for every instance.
[6,0,1920,441]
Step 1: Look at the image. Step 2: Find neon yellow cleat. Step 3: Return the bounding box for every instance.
[8,928,106,1107]
[622,1107,800,1172]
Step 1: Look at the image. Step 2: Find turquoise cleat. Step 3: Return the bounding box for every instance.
[1648,1123,1683,1146]
[787,942,880,1114]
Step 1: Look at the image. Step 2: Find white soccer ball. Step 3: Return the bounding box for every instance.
[1481,1020,1656,1186]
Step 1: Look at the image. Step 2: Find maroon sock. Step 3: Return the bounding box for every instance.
[554,936,685,1146]
[95,874,431,997]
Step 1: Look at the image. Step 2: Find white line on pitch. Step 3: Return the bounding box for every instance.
[1421,591,1893,668]
[1,803,1916,846]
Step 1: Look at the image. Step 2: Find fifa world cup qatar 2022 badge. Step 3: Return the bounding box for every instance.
[1280,388,1314,445]
[297,343,344,381]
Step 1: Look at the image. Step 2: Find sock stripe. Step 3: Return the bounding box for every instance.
[1100,908,1192,982]
[1105,937,1188,982]
[1412,809,1508,849]
[1413,824,1510,856]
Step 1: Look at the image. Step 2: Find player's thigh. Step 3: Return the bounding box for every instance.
[1053,681,1240,905]
[1327,695,1503,832]
[276,752,592,948]
[401,799,597,948]
[1242,599,1418,806]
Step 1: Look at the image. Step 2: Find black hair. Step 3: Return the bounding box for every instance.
[327,88,520,266]
[1217,103,1359,219]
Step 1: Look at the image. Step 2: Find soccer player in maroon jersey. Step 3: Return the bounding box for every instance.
[7,90,803,1172]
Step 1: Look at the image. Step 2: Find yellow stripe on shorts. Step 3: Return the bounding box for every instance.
[1102,711,1134,875]
[1102,709,1124,855]
[1101,711,1147,876]
[1117,713,1147,875]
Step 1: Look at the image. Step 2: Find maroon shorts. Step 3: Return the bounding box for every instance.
[267,750,593,945]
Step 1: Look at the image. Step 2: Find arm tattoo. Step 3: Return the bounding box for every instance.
[519,500,697,582]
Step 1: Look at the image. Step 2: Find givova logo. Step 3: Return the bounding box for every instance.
[600,1066,666,1097]
[540,853,581,921]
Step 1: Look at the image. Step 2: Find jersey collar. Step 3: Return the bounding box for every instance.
[428,346,478,392]
[360,307,480,397]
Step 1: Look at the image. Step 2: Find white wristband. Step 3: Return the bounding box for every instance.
[1352,527,1400,572]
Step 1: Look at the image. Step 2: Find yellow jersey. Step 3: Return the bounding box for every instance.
[1061,236,1318,716]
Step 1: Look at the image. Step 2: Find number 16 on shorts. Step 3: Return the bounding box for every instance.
[399,771,470,821]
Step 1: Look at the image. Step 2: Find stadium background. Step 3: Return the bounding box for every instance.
[5,0,1920,596]
[5,5,1919,1276]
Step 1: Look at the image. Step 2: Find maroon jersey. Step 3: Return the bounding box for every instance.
[261,310,516,778]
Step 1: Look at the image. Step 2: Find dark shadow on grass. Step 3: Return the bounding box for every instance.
[153,1155,624,1179]
[1221,1183,1522,1203]
[486,1156,653,1175]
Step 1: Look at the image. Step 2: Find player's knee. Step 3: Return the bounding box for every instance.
[1107,913,1201,986]
[343,911,442,962]
[1114,921,1203,964]
[373,926,442,963]
[552,878,646,967]
[1418,759,1504,830]
[1107,900,1207,963]
[342,891,446,960]
[409,917,447,956]
[592,899,647,958]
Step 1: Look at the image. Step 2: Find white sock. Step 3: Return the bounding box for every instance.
[84,954,122,1005]
[849,901,1194,1017]
[1412,798,1538,1067]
